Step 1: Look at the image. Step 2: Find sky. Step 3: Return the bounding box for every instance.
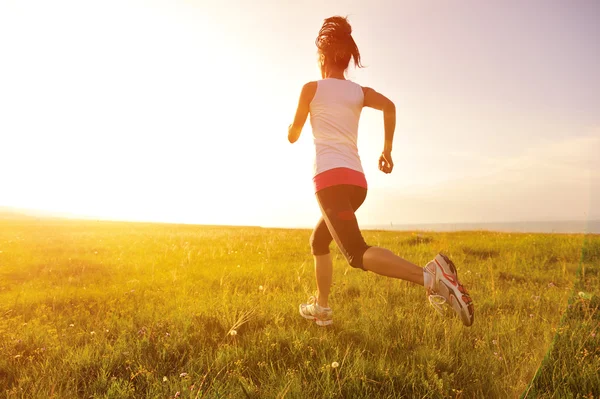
[1,0,599,228]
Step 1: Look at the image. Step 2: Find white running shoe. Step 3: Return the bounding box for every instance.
[425,253,474,327]
[299,296,333,326]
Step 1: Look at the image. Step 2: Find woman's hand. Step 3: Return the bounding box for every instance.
[379,150,394,174]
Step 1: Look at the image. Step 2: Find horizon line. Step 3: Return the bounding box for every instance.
[1,206,599,234]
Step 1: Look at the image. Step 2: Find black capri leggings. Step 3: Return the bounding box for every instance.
[310,184,371,270]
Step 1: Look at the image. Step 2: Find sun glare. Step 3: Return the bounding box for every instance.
[0,0,320,226]
[1,1,597,226]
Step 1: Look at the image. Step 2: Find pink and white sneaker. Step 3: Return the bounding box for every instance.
[425,253,474,327]
[299,296,333,326]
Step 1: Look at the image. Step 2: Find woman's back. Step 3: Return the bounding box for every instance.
[310,78,364,175]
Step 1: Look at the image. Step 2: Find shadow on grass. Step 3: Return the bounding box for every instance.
[461,246,500,259]
[403,234,434,246]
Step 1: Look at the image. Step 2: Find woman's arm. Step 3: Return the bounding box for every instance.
[288,81,317,143]
[362,87,396,173]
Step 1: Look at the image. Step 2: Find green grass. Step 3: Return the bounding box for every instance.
[0,218,598,398]
[523,235,600,399]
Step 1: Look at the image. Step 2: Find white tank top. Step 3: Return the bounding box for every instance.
[309,78,364,176]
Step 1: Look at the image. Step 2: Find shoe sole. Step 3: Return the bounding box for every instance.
[437,254,475,327]
[299,305,333,326]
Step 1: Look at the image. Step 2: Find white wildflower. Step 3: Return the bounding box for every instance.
[331,362,339,368]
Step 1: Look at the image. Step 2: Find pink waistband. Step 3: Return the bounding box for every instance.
[313,167,368,193]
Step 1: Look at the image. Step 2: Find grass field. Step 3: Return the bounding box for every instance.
[0,218,598,398]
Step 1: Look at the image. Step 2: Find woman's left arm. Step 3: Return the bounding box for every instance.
[288,81,316,143]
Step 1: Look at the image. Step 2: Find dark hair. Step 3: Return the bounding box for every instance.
[315,16,363,71]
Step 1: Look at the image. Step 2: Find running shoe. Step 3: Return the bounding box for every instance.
[299,296,333,326]
[424,253,474,326]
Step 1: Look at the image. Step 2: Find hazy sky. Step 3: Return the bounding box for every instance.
[1,0,599,227]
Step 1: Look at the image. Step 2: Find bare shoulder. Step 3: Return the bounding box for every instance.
[361,86,394,110]
[303,81,318,95]
[300,81,318,104]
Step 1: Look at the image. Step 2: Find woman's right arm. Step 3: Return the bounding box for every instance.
[288,82,317,143]
[363,87,396,173]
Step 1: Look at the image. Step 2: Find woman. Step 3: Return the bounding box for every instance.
[288,16,474,327]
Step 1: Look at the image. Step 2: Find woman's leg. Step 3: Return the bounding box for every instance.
[362,247,424,285]
[310,218,334,308]
[317,185,426,286]
[314,253,333,307]
[315,185,473,326]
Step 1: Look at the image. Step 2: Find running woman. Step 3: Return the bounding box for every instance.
[288,16,474,327]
